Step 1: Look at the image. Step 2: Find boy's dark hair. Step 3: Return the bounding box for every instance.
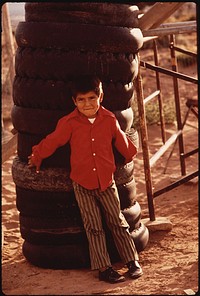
[70,75,102,98]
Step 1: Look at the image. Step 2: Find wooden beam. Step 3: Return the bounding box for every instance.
[150,130,182,168]
[2,133,17,163]
[2,3,15,84]
[143,21,197,37]
[139,2,185,30]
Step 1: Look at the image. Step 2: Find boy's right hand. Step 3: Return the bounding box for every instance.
[28,153,41,174]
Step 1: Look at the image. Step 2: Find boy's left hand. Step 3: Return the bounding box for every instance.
[28,154,41,173]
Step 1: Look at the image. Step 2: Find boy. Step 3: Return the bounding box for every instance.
[28,75,143,283]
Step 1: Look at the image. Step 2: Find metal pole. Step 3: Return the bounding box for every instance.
[135,53,156,221]
[169,34,186,176]
[140,61,197,84]
[153,39,166,144]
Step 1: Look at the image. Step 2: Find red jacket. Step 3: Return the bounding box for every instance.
[32,106,137,191]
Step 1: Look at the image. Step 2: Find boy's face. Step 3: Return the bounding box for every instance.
[73,91,103,118]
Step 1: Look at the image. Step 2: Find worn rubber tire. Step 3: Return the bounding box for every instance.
[113,127,139,164]
[15,48,139,84]
[13,76,75,111]
[103,81,135,111]
[13,76,135,111]
[122,201,141,231]
[22,240,90,269]
[130,222,149,253]
[20,215,83,231]
[25,3,140,28]
[12,157,72,192]
[113,107,134,132]
[20,225,87,246]
[11,105,67,135]
[117,178,137,210]
[16,186,78,217]
[12,105,134,135]
[25,2,138,14]
[15,22,143,53]
[12,156,134,191]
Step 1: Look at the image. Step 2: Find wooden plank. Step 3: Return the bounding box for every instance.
[2,133,17,163]
[160,20,196,28]
[143,22,197,37]
[150,130,182,168]
[143,36,159,43]
[183,289,196,295]
[2,3,15,84]
[139,2,185,30]
[144,90,160,105]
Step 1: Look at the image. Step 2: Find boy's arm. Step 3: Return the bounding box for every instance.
[112,119,137,163]
[28,116,71,172]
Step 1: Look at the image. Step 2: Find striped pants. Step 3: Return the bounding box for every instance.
[73,181,139,270]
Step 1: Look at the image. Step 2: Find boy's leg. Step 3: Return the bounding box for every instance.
[73,182,111,270]
[98,181,139,264]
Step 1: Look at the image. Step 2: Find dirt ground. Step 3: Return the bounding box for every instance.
[1,5,198,295]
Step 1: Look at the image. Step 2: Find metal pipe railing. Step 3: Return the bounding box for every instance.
[137,32,197,220]
[169,34,186,176]
[153,39,166,144]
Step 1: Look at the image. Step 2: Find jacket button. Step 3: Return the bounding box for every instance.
[93,168,96,171]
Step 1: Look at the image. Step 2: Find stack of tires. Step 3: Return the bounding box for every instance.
[11,2,149,269]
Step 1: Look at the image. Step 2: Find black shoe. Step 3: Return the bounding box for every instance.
[99,267,125,283]
[127,261,143,279]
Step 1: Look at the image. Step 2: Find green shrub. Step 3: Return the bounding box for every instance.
[132,97,176,128]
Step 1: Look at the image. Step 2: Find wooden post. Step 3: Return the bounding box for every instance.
[2,3,17,161]
[135,54,156,221]
[2,3,15,84]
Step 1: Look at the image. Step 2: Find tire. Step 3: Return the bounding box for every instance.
[11,105,67,135]
[113,127,139,164]
[113,107,134,132]
[12,156,73,192]
[13,76,135,111]
[11,106,135,135]
[103,81,135,111]
[20,225,87,246]
[22,240,90,269]
[15,22,143,53]
[25,3,138,14]
[12,156,134,191]
[25,3,140,28]
[20,215,83,231]
[130,222,149,253]
[117,178,137,209]
[13,76,75,111]
[15,48,139,84]
[16,186,78,217]
[126,127,139,150]
[17,132,71,168]
[122,201,141,231]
